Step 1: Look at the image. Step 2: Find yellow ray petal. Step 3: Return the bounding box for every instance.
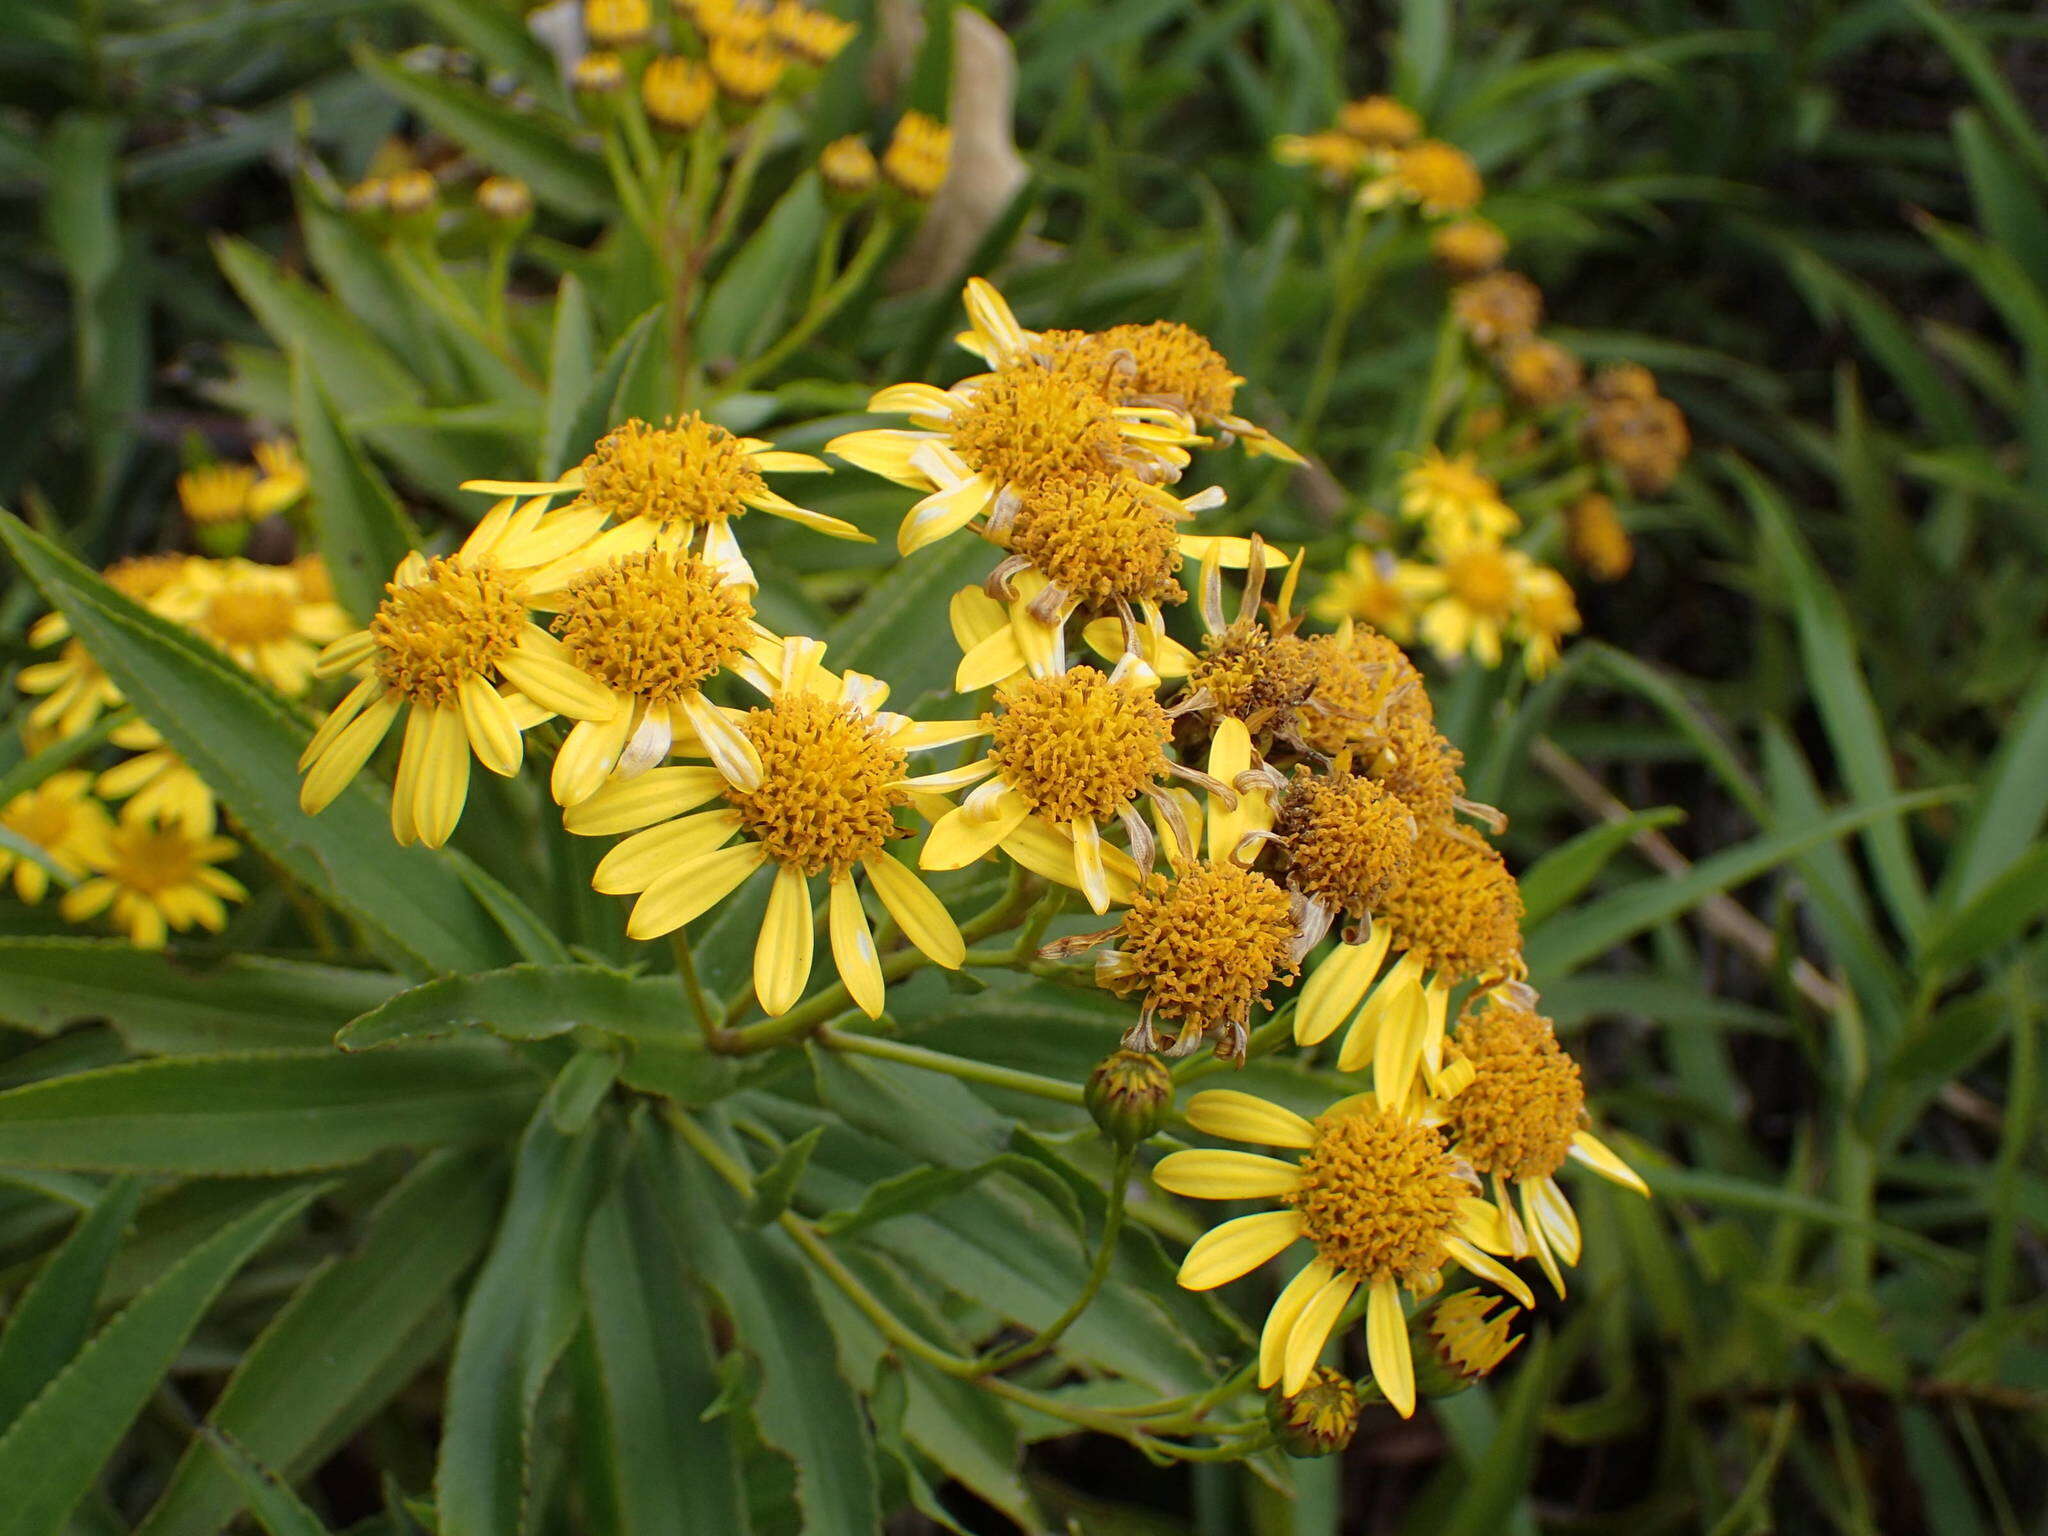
[592,809,743,894]
[502,631,620,721]
[299,674,385,771]
[1338,950,1420,1075]
[1185,1089,1316,1150]
[1000,817,1139,904]
[919,791,1030,871]
[955,624,1030,693]
[390,705,424,845]
[1070,816,1112,914]
[564,765,728,836]
[1569,1130,1650,1197]
[825,428,938,487]
[551,709,636,808]
[411,704,472,850]
[1205,716,1252,863]
[898,473,994,554]
[754,863,815,1017]
[862,853,965,968]
[1176,535,1292,569]
[1454,1196,1516,1256]
[1532,1175,1582,1264]
[1177,1210,1302,1290]
[458,675,524,779]
[1294,927,1390,1045]
[299,692,401,814]
[1282,1269,1359,1395]
[890,718,989,752]
[677,689,764,792]
[1152,1149,1303,1201]
[627,842,768,940]
[829,870,885,1018]
[1365,1278,1416,1417]
[1258,1257,1335,1387]
[1442,1235,1536,1311]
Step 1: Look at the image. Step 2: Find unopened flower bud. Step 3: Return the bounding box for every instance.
[384,169,439,220]
[1410,1289,1522,1399]
[881,110,949,200]
[573,51,629,117]
[1085,1050,1173,1147]
[710,36,785,105]
[343,176,391,223]
[1430,216,1507,279]
[476,175,534,229]
[583,0,651,49]
[642,56,716,133]
[818,134,878,201]
[1266,1367,1360,1458]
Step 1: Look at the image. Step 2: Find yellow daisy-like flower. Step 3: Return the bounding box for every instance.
[1417,1290,1523,1393]
[1398,447,1517,545]
[1586,391,1691,497]
[1364,139,1483,216]
[1430,217,1507,278]
[465,415,854,593]
[1516,566,1580,679]
[248,440,309,518]
[1404,536,1534,670]
[709,36,786,102]
[770,0,855,64]
[584,0,651,48]
[564,642,978,1018]
[59,815,247,949]
[953,278,1303,463]
[1288,618,1434,762]
[919,662,1220,914]
[542,549,780,806]
[1294,822,1524,1107]
[1309,546,1420,641]
[1271,765,1417,932]
[1156,1087,1534,1415]
[643,57,716,132]
[1337,95,1422,148]
[0,771,113,903]
[298,499,620,848]
[818,134,878,196]
[1438,996,1648,1295]
[829,357,1199,560]
[1272,131,1368,184]
[683,0,771,43]
[178,558,352,697]
[881,111,950,199]
[17,555,205,741]
[96,733,219,835]
[177,463,257,526]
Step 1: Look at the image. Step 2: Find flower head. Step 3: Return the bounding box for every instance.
[177,464,257,527]
[1267,1367,1360,1457]
[1452,270,1542,348]
[1408,536,1533,670]
[1567,493,1633,581]
[181,558,352,697]
[818,134,878,196]
[0,771,112,904]
[249,440,309,518]
[59,815,246,949]
[882,111,950,199]
[1431,217,1507,278]
[584,0,651,48]
[1273,767,1416,923]
[1586,390,1690,496]
[1272,131,1368,183]
[1311,547,1421,642]
[1500,336,1582,407]
[710,36,786,102]
[1370,139,1482,216]
[1516,566,1580,678]
[18,556,204,740]
[1399,447,1516,544]
[1413,1290,1522,1396]
[643,57,716,131]
[1158,1087,1533,1415]
[771,1,855,64]
[1338,95,1421,148]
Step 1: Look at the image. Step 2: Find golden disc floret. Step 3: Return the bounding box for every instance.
[195,568,300,651]
[1274,769,1415,919]
[580,416,766,529]
[1106,860,1298,1037]
[1371,714,1464,824]
[1005,470,1185,606]
[1292,629,1432,757]
[986,669,1171,823]
[1442,545,1519,623]
[553,552,753,703]
[725,691,907,873]
[1284,1106,1468,1285]
[1090,321,1240,422]
[1188,623,1321,735]
[1446,1000,1585,1181]
[949,365,1126,491]
[370,560,529,707]
[1378,823,1523,981]
[1452,271,1542,346]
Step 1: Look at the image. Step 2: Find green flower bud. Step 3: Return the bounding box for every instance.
[1266,1366,1360,1458]
[1409,1289,1523,1399]
[1085,1050,1173,1147]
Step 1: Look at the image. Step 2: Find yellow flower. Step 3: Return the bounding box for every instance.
[1337,95,1422,148]
[1364,139,1482,216]
[177,464,257,526]
[477,176,534,225]
[467,416,853,592]
[1452,270,1543,348]
[1567,492,1634,581]
[1310,546,1420,640]
[1438,996,1648,1295]
[248,440,309,518]
[684,0,772,45]
[17,556,204,740]
[60,815,246,949]
[584,0,651,48]
[1156,1086,1533,1415]
[828,355,1199,559]
[180,557,352,697]
[564,641,978,1018]
[1586,391,1690,496]
[1516,565,1580,679]
[918,662,1221,914]
[1272,131,1368,183]
[1500,336,1582,408]
[1406,536,1533,669]
[97,733,219,834]
[1416,1290,1522,1394]
[0,771,112,903]
[771,1,855,64]
[1398,447,1517,544]
[952,278,1303,463]
[1287,617,1434,762]
[1294,821,1524,1108]
[1271,765,1417,931]
[709,36,786,103]
[881,111,950,199]
[298,499,620,848]
[1429,217,1507,278]
[542,549,781,806]
[818,134,878,196]
[642,57,716,132]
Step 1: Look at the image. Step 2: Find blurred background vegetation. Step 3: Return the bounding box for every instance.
[2,0,2046,1531]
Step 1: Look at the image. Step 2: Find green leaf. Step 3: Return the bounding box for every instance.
[291,352,423,622]
[807,1043,1010,1169]
[0,513,515,973]
[0,1049,540,1173]
[539,304,661,483]
[815,1154,1050,1237]
[868,1360,970,1536]
[1643,1164,1960,1267]
[652,1122,882,1536]
[544,1048,621,1135]
[136,1150,504,1536]
[1918,844,2048,977]
[1426,1335,1552,1536]
[340,962,708,1050]
[0,941,402,1055]
[1525,789,1956,982]
[0,1183,318,1536]
[1742,1285,1907,1392]
[697,174,825,363]
[353,47,611,220]
[1939,656,2048,912]
[1901,0,2048,186]
[1515,807,1684,926]
[191,1432,333,1536]
[436,1113,611,1536]
[743,1125,824,1226]
[539,275,597,478]
[215,236,424,419]
[0,1176,141,1434]
[579,1151,748,1536]
[824,533,993,704]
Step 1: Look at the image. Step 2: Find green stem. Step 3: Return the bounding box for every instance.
[719,214,898,394]
[1297,202,1394,443]
[971,1146,1131,1372]
[808,208,846,308]
[818,1027,1085,1106]
[670,932,726,1051]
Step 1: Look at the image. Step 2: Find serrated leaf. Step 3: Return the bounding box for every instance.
[291,353,423,622]
[436,1112,612,1536]
[0,1176,141,1434]
[0,1049,540,1173]
[192,1431,333,1536]
[0,514,516,973]
[743,1125,824,1226]
[0,1183,319,1536]
[0,940,402,1055]
[340,962,685,1048]
[807,1043,1010,1169]
[136,1150,504,1536]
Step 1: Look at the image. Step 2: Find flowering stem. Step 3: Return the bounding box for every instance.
[718,213,898,395]
[1297,202,1395,443]
[816,1026,1086,1106]
[669,932,724,1051]
[968,1146,1131,1373]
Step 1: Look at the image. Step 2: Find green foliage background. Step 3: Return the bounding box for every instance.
[1,0,2045,1532]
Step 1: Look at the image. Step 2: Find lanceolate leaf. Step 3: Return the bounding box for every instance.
[436,1112,612,1536]
[0,1183,319,1536]
[290,352,423,622]
[0,513,515,974]
[339,963,693,1049]
[0,1049,540,1174]
[0,1176,142,1434]
[215,236,424,419]
[191,1432,335,1536]
[137,1150,506,1536]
